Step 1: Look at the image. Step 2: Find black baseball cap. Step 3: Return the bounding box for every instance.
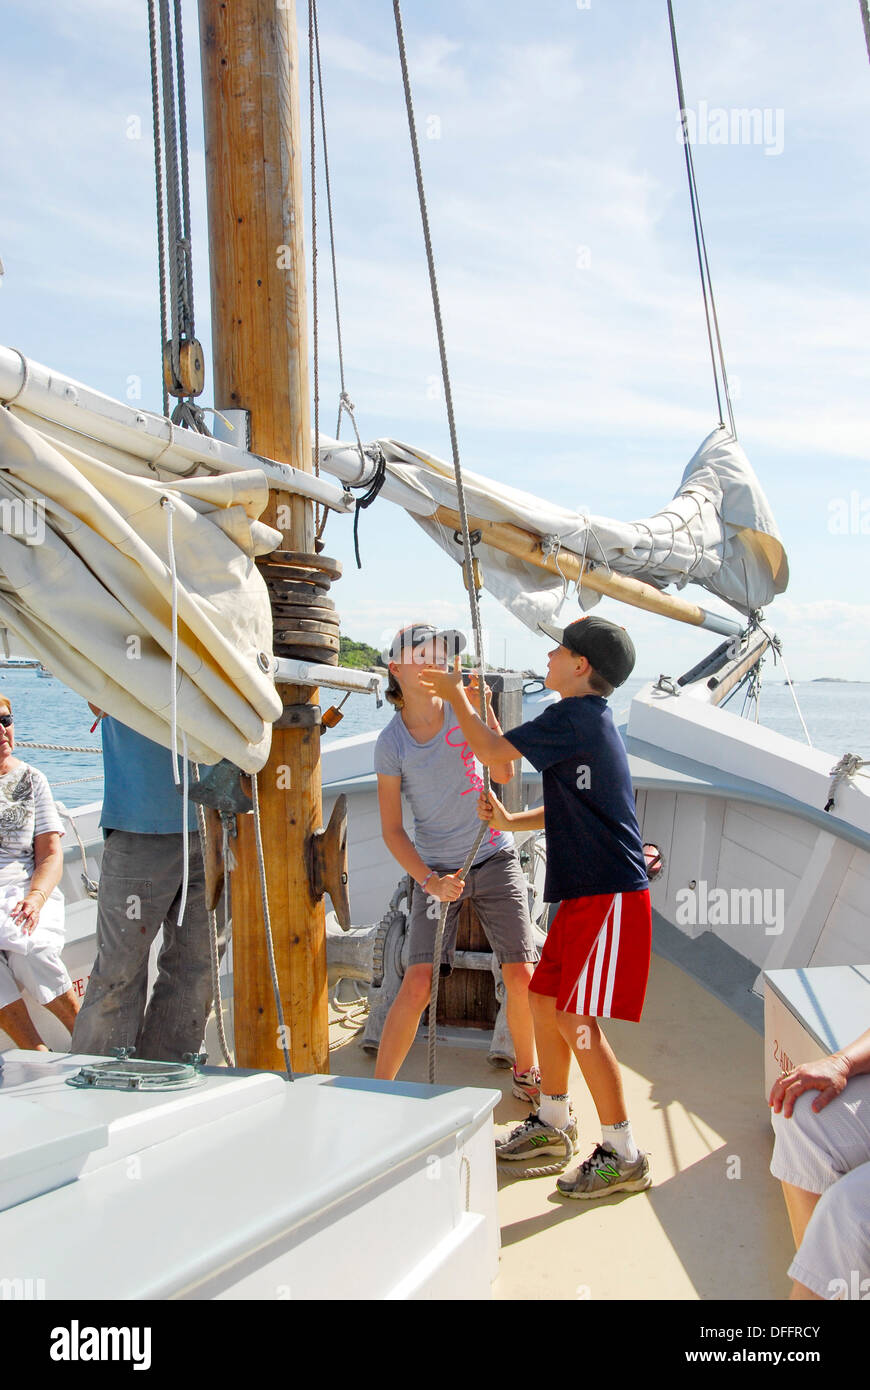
[381,623,466,665]
[538,615,636,688]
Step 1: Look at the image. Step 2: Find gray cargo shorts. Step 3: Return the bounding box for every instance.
[407,847,538,974]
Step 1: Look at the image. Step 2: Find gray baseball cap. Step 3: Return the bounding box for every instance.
[381,623,467,665]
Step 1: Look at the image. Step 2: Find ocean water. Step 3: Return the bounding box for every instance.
[6,668,868,810]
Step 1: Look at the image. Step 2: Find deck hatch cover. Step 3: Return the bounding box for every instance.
[65,1058,205,1092]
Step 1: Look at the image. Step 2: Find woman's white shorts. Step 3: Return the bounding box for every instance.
[770,1075,870,1300]
[0,882,69,1008]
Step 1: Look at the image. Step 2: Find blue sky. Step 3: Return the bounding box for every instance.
[2,0,869,680]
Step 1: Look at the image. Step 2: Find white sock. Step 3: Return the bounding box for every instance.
[602,1119,638,1162]
[538,1093,570,1129]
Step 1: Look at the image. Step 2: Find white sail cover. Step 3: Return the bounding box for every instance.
[321,426,788,632]
[0,406,282,771]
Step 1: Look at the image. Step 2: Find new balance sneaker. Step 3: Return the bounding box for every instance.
[495,1109,577,1161]
[556,1142,651,1199]
[511,1065,541,1105]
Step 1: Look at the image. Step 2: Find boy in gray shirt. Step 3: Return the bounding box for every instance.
[373,624,539,1099]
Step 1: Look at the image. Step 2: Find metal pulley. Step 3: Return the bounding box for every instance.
[162,336,206,398]
[454,528,483,593]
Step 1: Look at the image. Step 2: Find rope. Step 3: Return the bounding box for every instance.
[351,443,386,568]
[192,774,233,1068]
[825,754,869,814]
[16,742,101,753]
[393,0,491,1083]
[667,0,735,435]
[48,775,103,787]
[149,0,201,424]
[251,773,295,1082]
[752,617,813,748]
[308,0,323,537]
[501,1127,576,1179]
[55,803,99,899]
[147,0,169,420]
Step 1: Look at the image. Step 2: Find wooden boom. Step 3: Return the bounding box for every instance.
[432,506,741,635]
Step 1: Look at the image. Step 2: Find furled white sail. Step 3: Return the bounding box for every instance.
[0,406,282,771]
[319,425,788,633]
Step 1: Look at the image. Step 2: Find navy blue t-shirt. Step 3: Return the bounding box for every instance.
[506,696,648,902]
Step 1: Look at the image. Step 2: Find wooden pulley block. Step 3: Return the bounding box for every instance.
[273,627,339,649]
[283,617,340,637]
[307,794,350,928]
[462,557,483,593]
[162,337,206,398]
[268,590,335,612]
[271,603,338,624]
[259,564,331,590]
[274,642,340,665]
[270,551,343,582]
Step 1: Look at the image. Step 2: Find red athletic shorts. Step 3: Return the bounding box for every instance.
[529,889,652,1022]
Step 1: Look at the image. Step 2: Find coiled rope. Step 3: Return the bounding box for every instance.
[393,1,491,1084]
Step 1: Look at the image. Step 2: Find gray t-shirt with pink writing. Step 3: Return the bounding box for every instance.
[374,702,512,871]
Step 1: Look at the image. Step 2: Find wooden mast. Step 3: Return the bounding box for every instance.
[199,0,328,1072]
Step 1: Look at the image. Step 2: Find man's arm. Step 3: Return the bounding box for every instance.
[421,660,521,768]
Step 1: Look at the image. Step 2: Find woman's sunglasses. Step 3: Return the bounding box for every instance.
[0,715,13,728]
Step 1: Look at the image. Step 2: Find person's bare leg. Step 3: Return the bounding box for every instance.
[374,964,433,1081]
[556,1011,627,1124]
[781,1180,823,1250]
[45,988,80,1036]
[501,962,536,1074]
[528,991,571,1095]
[0,998,48,1051]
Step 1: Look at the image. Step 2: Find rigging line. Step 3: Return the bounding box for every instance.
[394,0,495,1083]
[158,0,183,388]
[311,0,350,443]
[308,0,323,537]
[251,772,295,1082]
[147,0,169,419]
[391,0,488,714]
[666,0,735,434]
[172,0,194,339]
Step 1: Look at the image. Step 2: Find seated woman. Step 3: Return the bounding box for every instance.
[769,1025,870,1300]
[0,692,79,1050]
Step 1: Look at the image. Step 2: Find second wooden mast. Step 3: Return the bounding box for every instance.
[199,0,329,1072]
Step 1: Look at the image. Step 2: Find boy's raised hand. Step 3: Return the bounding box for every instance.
[419,653,463,700]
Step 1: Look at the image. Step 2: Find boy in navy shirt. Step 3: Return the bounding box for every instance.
[421,615,652,1198]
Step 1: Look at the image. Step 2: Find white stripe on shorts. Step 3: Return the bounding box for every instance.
[601,893,622,1016]
[567,896,620,1017]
